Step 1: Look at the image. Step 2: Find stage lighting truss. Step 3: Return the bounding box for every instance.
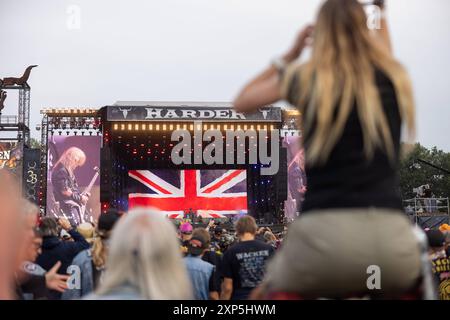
[46,115,102,136]
[111,122,277,133]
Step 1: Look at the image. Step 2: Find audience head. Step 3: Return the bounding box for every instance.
[426,229,446,253]
[235,215,258,239]
[0,170,25,299]
[179,222,193,241]
[39,217,61,238]
[91,209,121,269]
[188,228,210,257]
[96,208,192,299]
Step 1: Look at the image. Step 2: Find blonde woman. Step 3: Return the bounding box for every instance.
[235,0,421,298]
[62,210,121,300]
[51,147,88,226]
[86,209,192,300]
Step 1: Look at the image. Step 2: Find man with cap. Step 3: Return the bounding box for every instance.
[426,229,450,300]
[183,228,219,300]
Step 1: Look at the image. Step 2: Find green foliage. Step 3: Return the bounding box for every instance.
[29,138,41,149]
[400,143,450,199]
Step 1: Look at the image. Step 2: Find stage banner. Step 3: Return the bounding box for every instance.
[22,148,41,205]
[282,136,306,221]
[0,141,23,182]
[46,136,101,225]
[128,169,248,219]
[107,105,282,122]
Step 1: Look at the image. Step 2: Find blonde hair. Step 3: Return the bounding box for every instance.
[54,147,86,175]
[96,208,192,299]
[91,229,110,269]
[281,0,415,164]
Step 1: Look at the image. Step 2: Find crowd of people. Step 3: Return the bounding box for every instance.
[0,168,450,300]
[1,0,449,301]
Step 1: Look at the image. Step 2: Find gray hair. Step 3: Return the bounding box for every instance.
[96,208,193,299]
[39,217,60,237]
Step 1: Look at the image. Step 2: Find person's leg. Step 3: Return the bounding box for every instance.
[265,209,422,298]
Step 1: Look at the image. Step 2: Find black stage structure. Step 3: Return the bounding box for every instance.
[99,102,291,224]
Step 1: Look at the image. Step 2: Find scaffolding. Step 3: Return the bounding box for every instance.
[403,197,450,226]
[0,84,31,146]
[38,108,101,214]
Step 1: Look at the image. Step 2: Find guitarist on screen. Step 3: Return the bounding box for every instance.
[51,147,90,226]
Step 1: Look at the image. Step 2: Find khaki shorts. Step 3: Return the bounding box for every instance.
[266,208,422,298]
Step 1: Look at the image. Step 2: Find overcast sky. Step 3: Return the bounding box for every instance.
[1,0,449,150]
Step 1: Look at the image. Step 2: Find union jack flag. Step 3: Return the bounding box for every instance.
[128,169,248,218]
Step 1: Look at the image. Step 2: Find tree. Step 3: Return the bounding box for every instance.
[399,143,450,199]
[29,138,41,149]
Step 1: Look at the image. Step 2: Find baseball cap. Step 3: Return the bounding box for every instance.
[179,222,193,234]
[188,235,208,256]
[98,209,121,232]
[77,223,95,242]
[426,230,446,248]
[214,226,223,234]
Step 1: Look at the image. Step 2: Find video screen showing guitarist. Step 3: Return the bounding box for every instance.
[51,147,90,226]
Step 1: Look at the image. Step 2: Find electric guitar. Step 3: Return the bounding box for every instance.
[64,166,99,224]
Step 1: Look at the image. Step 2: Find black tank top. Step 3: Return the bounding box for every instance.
[285,69,403,213]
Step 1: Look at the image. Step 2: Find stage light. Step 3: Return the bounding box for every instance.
[196,124,201,130]
[257,125,261,130]
[142,124,146,130]
[250,125,255,130]
[156,124,160,131]
[170,124,173,130]
[244,125,247,130]
[237,125,241,130]
[230,125,234,130]
[149,124,153,131]
[163,124,167,130]
[203,124,208,130]
[189,124,194,131]
[183,124,187,130]
[270,125,274,130]
[224,125,228,130]
[176,124,180,130]
[135,124,139,131]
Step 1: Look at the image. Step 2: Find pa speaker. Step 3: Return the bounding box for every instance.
[275,147,288,202]
[100,147,112,202]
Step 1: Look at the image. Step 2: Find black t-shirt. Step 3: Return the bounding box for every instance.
[431,256,450,300]
[221,240,274,300]
[284,68,403,213]
[202,250,222,293]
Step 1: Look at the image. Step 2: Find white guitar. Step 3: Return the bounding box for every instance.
[64,166,100,224]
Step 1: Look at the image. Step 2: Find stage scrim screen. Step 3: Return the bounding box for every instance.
[46,136,101,225]
[128,169,248,218]
[283,135,307,220]
[0,141,23,180]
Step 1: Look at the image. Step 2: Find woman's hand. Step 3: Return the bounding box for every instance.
[283,25,314,63]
